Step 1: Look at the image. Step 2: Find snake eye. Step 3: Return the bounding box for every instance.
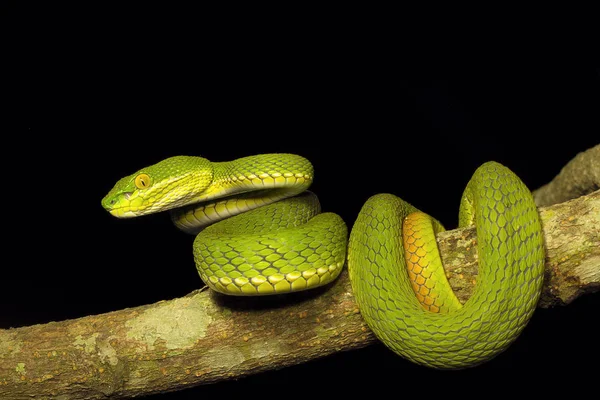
[134,173,151,189]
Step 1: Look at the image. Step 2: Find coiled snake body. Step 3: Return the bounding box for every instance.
[103,153,544,369]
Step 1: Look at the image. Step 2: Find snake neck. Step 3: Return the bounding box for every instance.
[172,154,315,234]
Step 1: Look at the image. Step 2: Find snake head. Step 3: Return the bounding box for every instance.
[102,156,213,218]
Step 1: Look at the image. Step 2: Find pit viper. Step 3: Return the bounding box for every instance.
[102,153,544,369]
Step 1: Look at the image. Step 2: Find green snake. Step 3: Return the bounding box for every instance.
[102,154,544,369]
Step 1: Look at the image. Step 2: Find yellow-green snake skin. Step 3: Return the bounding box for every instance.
[102,154,348,295]
[102,154,544,369]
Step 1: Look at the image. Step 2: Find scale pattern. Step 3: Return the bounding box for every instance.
[402,212,462,313]
[347,162,544,369]
[103,153,347,296]
[194,192,347,295]
[172,154,314,233]
[104,155,544,368]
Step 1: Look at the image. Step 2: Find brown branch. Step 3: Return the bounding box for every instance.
[1,189,598,399]
[438,189,599,307]
[533,144,600,207]
[1,147,599,399]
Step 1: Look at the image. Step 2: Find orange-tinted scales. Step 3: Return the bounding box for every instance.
[402,212,462,314]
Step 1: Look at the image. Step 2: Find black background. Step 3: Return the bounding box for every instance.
[9,5,600,398]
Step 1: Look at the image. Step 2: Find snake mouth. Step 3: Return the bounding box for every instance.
[109,207,136,218]
[106,203,137,218]
[102,192,138,218]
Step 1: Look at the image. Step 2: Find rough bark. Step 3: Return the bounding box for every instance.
[1,190,598,399]
[1,146,598,399]
[439,189,599,307]
[533,144,600,207]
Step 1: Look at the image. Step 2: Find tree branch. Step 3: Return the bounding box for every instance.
[438,189,599,307]
[533,144,600,207]
[1,148,599,399]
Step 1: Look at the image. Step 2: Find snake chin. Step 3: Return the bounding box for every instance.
[109,208,136,218]
[102,192,142,218]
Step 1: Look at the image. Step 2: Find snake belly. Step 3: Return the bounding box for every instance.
[102,153,347,295]
[347,161,545,369]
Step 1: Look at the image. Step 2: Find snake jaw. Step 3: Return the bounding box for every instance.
[102,156,215,218]
[109,207,136,218]
[102,182,179,218]
[103,173,218,218]
[102,191,137,218]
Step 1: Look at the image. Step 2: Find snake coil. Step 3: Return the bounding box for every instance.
[103,155,544,369]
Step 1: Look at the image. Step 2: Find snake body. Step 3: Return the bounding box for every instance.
[103,154,544,369]
[347,162,544,368]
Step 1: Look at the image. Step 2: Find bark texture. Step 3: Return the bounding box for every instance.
[439,189,599,307]
[533,144,600,207]
[1,146,598,399]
